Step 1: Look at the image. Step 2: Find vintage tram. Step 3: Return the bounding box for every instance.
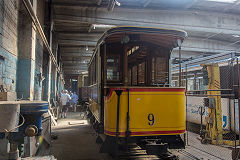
[87,27,187,155]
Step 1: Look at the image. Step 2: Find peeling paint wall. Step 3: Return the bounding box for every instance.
[0,0,18,92]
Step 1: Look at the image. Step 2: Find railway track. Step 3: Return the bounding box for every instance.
[171,146,228,160]
[111,145,225,160]
[112,144,179,160]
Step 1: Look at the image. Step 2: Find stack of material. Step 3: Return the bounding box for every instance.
[0,78,16,101]
[0,92,16,101]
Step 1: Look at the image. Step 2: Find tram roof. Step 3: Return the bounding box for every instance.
[99,26,187,44]
[89,26,187,64]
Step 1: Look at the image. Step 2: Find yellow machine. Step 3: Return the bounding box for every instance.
[202,63,240,146]
[202,64,223,145]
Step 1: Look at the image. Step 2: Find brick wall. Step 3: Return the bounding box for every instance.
[34,33,44,100]
[0,0,18,92]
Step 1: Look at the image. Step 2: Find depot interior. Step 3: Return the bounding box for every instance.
[1,0,240,159]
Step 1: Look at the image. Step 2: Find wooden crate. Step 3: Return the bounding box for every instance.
[0,92,16,101]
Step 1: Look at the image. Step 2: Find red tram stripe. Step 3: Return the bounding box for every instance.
[104,129,186,136]
[105,88,185,100]
[129,88,185,92]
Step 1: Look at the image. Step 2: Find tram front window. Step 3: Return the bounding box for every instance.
[106,56,120,81]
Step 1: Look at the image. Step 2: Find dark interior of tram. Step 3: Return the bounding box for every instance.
[104,33,173,87]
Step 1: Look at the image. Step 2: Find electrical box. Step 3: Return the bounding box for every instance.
[202,65,209,85]
[204,97,215,109]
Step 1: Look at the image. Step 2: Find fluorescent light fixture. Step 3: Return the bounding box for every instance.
[82,71,88,74]
[83,60,89,64]
[115,0,121,6]
[92,24,116,29]
[206,0,236,3]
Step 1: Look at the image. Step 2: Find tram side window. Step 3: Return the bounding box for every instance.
[138,62,145,85]
[132,66,137,85]
[128,68,131,86]
[152,57,168,85]
[106,55,120,81]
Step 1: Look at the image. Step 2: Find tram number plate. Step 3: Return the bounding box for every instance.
[148,114,155,126]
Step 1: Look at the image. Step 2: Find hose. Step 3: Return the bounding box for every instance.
[4,113,25,133]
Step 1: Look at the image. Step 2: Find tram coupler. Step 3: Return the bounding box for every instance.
[146,142,168,155]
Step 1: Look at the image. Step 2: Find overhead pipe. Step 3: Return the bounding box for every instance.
[21,0,65,84]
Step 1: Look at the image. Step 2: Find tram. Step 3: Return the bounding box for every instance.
[87,26,187,155]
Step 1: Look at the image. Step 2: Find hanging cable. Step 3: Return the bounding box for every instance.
[4,113,25,133]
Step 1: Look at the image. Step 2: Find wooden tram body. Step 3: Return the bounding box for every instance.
[87,27,187,155]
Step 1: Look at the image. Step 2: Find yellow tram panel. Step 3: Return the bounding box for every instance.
[104,88,186,137]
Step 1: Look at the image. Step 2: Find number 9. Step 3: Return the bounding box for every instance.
[148,114,155,126]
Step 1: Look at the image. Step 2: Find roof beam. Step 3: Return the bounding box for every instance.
[58,39,97,46]
[63,66,88,70]
[98,0,103,6]
[180,37,238,53]
[58,33,101,38]
[60,46,95,52]
[57,33,100,42]
[63,70,88,75]
[60,51,93,55]
[63,60,90,63]
[61,53,92,57]
[184,0,199,9]
[143,0,151,7]
[63,62,89,66]
[54,6,240,35]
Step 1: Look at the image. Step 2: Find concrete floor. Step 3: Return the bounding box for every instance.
[51,112,233,160]
[173,131,232,160]
[51,112,111,160]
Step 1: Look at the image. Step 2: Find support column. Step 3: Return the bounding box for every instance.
[47,56,52,102]
[193,72,197,90]
[51,33,58,100]
[54,68,57,98]
[17,0,37,100]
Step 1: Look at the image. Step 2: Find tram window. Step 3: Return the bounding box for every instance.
[151,57,155,84]
[132,66,137,85]
[138,62,145,85]
[128,68,132,86]
[155,57,168,85]
[106,56,120,81]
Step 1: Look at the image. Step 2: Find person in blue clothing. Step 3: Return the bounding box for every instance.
[71,92,78,112]
[60,90,71,118]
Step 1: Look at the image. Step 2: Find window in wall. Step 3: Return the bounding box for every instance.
[106,55,120,81]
